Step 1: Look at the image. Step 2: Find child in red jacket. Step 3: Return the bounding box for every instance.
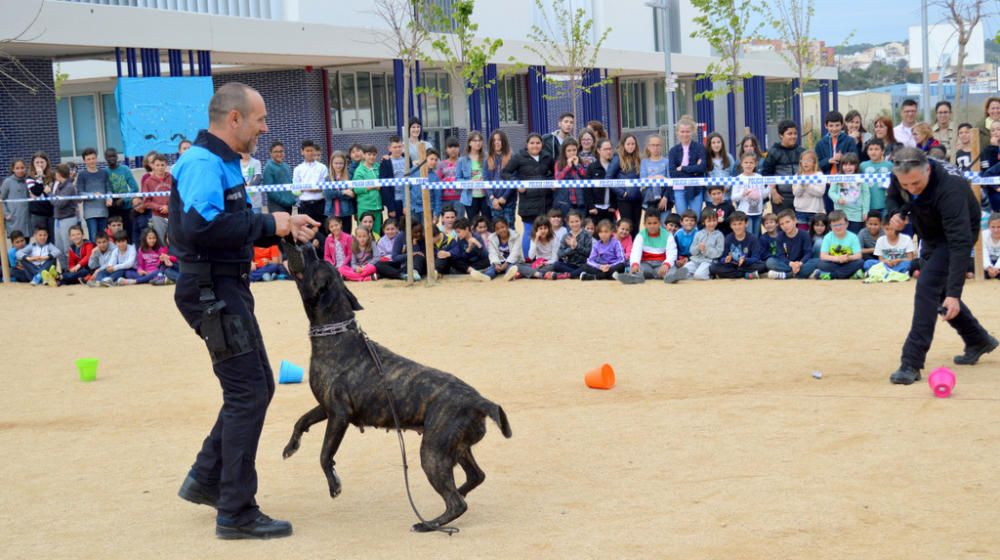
[60,225,94,286]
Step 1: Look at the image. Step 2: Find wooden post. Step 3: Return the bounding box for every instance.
[0,212,10,284]
[421,188,435,285]
[970,128,984,282]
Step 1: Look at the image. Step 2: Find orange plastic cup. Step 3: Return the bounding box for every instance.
[585,363,615,390]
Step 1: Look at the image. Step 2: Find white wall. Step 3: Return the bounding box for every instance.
[908,22,985,70]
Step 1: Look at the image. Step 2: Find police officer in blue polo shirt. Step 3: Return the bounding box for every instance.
[172,82,318,539]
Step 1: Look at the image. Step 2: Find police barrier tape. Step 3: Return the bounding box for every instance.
[4,173,999,203]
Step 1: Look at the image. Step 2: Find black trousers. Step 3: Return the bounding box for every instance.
[582,262,626,279]
[709,261,767,278]
[174,272,275,525]
[617,201,643,238]
[901,244,991,370]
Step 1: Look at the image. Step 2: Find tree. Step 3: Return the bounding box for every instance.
[525,0,611,122]
[689,0,764,146]
[933,0,993,116]
[374,0,435,284]
[421,0,505,132]
[764,0,823,146]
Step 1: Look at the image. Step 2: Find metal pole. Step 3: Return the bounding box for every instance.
[647,0,675,143]
[921,0,931,122]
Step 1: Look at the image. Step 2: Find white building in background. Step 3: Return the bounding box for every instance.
[908,22,985,71]
[0,0,838,168]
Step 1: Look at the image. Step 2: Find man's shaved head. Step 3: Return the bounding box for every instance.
[209,82,255,125]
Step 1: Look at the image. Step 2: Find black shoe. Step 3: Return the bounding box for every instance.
[178,475,219,508]
[216,513,293,540]
[889,365,922,385]
[954,335,999,366]
[580,273,596,281]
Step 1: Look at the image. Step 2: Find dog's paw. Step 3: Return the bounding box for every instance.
[328,471,342,499]
[282,440,300,459]
[411,522,436,533]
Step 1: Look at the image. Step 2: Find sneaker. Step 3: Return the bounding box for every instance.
[151,276,166,286]
[41,269,58,287]
[808,270,820,280]
[504,267,519,281]
[767,270,787,280]
[99,277,113,287]
[117,278,137,286]
[400,273,409,281]
[662,267,680,284]
[817,272,832,280]
[412,270,422,281]
[580,273,597,281]
[889,365,922,385]
[216,512,292,540]
[469,269,491,282]
[744,271,760,280]
[851,269,864,280]
[611,271,620,281]
[371,273,378,281]
[555,272,571,280]
[87,280,99,288]
[261,272,274,282]
[542,271,556,280]
[953,335,999,366]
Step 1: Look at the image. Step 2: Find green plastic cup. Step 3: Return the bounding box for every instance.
[76,358,99,382]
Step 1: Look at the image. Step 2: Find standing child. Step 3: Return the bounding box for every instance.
[552,138,588,217]
[710,211,765,279]
[486,130,516,226]
[953,123,976,171]
[859,139,892,217]
[141,153,172,244]
[553,210,592,278]
[983,212,1000,280]
[857,210,883,262]
[684,210,724,280]
[50,163,79,268]
[250,242,286,282]
[828,153,869,232]
[705,132,734,199]
[585,139,618,226]
[815,210,864,280]
[326,151,356,235]
[765,209,817,279]
[294,140,329,224]
[704,185,735,237]
[615,213,680,284]
[77,148,111,242]
[815,110,858,212]
[59,225,93,285]
[731,153,767,235]
[507,216,563,281]
[457,132,490,219]
[352,145,383,233]
[17,225,61,286]
[580,219,626,280]
[379,136,407,220]
[792,150,825,231]
[436,137,465,218]
[668,119,706,214]
[240,151,264,213]
[639,134,669,221]
[864,215,914,277]
[608,134,643,234]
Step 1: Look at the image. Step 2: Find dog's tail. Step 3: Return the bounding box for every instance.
[482,401,512,438]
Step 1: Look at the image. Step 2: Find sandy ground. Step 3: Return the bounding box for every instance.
[1,277,999,559]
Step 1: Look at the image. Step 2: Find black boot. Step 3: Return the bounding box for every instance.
[216,513,293,540]
[889,365,922,385]
[954,335,999,366]
[178,474,219,508]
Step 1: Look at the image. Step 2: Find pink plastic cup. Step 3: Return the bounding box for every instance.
[928,367,956,398]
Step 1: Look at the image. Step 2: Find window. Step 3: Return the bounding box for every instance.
[766,81,793,124]
[56,93,121,160]
[328,70,396,130]
[620,79,649,129]
[420,71,452,128]
[478,75,524,125]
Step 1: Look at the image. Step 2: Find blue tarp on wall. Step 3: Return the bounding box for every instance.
[115,77,213,157]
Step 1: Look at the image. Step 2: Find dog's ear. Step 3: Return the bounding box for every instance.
[344,286,364,311]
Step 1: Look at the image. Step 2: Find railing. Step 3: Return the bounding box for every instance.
[56,0,283,20]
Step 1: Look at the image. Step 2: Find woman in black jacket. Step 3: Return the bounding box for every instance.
[502,133,554,256]
[585,138,617,227]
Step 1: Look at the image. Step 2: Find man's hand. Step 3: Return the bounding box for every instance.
[941,296,961,321]
[889,213,907,232]
[272,212,320,243]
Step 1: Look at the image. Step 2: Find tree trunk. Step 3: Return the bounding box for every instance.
[954,42,965,121]
[569,74,578,125]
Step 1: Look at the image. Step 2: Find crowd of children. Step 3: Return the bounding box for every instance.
[5,105,999,287]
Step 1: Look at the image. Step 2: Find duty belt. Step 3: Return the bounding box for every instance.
[179,261,251,277]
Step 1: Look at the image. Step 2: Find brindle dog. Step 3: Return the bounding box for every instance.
[281,242,512,532]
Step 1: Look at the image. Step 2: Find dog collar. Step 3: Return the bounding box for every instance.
[308,318,357,338]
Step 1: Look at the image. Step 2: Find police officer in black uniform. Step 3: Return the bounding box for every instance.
[171,83,318,539]
[885,147,997,384]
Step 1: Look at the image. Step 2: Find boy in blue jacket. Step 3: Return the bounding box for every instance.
[815,111,859,212]
[667,120,707,214]
[442,218,491,280]
[765,209,818,279]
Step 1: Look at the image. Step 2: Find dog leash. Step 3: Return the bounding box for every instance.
[358,327,460,536]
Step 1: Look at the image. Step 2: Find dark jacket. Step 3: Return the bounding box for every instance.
[980,145,1000,176]
[585,159,617,213]
[502,149,553,218]
[667,142,707,178]
[773,229,812,264]
[815,131,858,174]
[452,232,489,266]
[722,233,761,266]
[761,142,805,209]
[51,179,78,220]
[886,159,979,298]
[607,155,641,202]
[263,159,296,211]
[486,154,517,206]
[169,130,277,264]
[540,131,565,165]
[557,229,593,267]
